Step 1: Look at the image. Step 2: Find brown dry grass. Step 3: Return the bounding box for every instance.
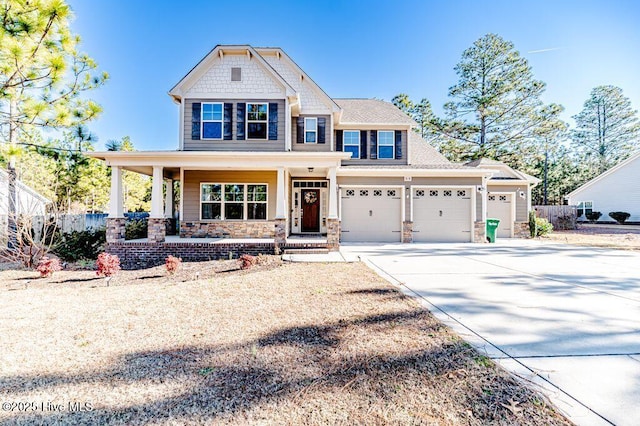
[0,261,570,425]
[543,224,640,250]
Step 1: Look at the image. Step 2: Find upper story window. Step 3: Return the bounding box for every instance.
[247,103,268,139]
[378,131,394,159]
[304,117,317,143]
[202,103,223,139]
[343,130,360,159]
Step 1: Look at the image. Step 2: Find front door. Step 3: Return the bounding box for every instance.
[301,189,320,232]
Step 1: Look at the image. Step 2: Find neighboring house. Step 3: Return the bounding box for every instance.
[0,168,50,216]
[90,45,537,264]
[567,151,640,222]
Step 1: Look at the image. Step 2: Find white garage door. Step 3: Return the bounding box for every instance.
[340,187,402,242]
[412,187,472,242]
[487,193,513,238]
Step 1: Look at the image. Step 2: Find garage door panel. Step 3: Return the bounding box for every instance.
[341,187,402,242]
[412,188,472,243]
[487,193,513,238]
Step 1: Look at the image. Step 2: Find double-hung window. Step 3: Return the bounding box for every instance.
[378,131,394,159]
[201,103,223,139]
[304,117,317,143]
[201,183,268,220]
[343,130,360,159]
[576,201,593,218]
[247,103,268,139]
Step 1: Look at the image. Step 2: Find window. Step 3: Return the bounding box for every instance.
[416,190,425,197]
[359,189,369,197]
[378,131,394,159]
[457,190,467,197]
[201,103,223,139]
[200,183,267,220]
[576,201,593,218]
[373,189,382,197]
[429,190,438,197]
[387,190,396,197]
[343,130,360,159]
[247,103,268,139]
[304,117,317,143]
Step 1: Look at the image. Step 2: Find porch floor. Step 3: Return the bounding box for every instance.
[123,235,327,245]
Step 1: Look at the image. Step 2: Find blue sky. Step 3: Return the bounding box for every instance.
[67,0,640,151]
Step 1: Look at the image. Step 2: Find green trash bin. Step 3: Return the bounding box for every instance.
[486,218,500,243]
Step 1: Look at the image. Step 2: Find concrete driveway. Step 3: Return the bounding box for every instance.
[341,240,640,426]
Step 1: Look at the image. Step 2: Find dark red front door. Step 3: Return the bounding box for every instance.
[301,189,320,232]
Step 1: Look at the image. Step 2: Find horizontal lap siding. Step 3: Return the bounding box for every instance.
[339,130,408,165]
[184,170,278,221]
[184,99,285,151]
[292,114,332,152]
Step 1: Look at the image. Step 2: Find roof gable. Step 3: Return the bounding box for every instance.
[169,45,296,101]
[567,150,640,198]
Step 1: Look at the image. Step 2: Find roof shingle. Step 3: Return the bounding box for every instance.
[334,98,416,125]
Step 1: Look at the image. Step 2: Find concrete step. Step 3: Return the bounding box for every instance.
[283,248,330,255]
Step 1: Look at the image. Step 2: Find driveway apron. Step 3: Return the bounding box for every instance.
[341,240,640,426]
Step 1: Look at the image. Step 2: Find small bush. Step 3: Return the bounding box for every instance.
[535,217,554,237]
[36,256,62,278]
[528,210,537,238]
[165,255,182,275]
[96,252,121,277]
[53,229,106,261]
[125,219,148,240]
[585,211,602,222]
[239,254,257,270]
[608,211,630,224]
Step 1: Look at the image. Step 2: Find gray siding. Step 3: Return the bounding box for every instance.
[184,99,285,151]
[339,130,408,166]
[337,176,483,223]
[291,114,332,152]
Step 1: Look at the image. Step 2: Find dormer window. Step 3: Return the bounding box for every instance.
[202,103,223,139]
[247,103,268,139]
[304,117,317,143]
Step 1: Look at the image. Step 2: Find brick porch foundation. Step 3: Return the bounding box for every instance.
[106,218,126,243]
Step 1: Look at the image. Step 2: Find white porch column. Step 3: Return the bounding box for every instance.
[164,179,173,218]
[108,166,124,218]
[328,166,338,219]
[276,167,286,219]
[150,166,164,218]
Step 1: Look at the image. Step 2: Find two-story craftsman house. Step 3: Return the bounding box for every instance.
[92,45,537,266]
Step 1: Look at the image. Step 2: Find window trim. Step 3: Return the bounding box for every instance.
[246,102,269,140]
[377,130,395,159]
[304,117,318,144]
[200,182,268,221]
[343,130,360,159]
[576,200,593,218]
[201,102,224,140]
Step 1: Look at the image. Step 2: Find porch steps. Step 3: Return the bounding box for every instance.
[283,248,330,255]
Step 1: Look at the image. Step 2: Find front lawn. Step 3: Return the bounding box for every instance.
[0,261,570,425]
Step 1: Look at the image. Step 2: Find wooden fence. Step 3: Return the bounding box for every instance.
[533,205,577,230]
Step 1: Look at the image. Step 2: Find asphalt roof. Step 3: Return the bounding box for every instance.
[334,98,416,125]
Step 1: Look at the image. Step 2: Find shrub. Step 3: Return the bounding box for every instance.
[585,211,602,222]
[36,256,62,278]
[534,217,553,237]
[528,210,537,238]
[608,211,630,224]
[125,218,148,240]
[239,254,257,270]
[53,229,106,261]
[165,255,182,275]
[96,253,121,277]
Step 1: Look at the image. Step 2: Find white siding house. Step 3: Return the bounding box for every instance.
[0,169,51,216]
[567,152,640,222]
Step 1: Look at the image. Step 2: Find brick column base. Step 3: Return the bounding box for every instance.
[274,218,286,254]
[327,218,340,251]
[402,221,413,243]
[148,218,167,243]
[106,218,126,243]
[474,221,487,243]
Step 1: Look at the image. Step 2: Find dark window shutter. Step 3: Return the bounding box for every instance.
[296,117,304,144]
[191,102,201,140]
[360,131,368,159]
[223,103,233,140]
[268,102,278,140]
[395,130,402,159]
[370,130,378,160]
[317,117,326,144]
[335,130,343,151]
[236,103,245,140]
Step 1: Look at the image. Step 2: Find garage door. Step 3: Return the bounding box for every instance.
[341,187,402,242]
[487,193,513,238]
[412,187,472,242]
